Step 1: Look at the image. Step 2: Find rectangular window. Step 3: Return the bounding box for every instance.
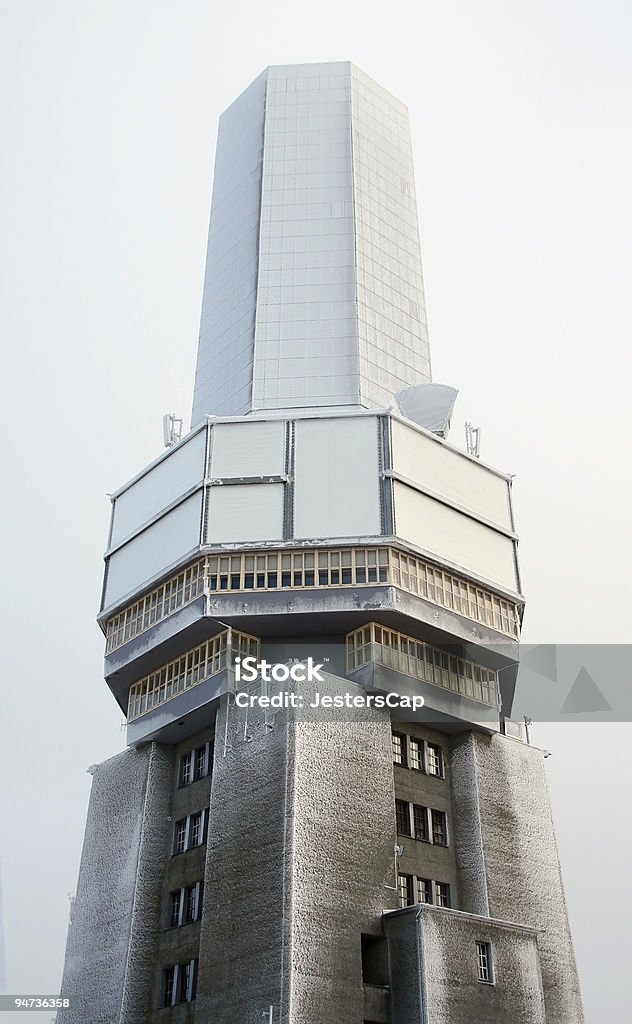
[169,890,182,928]
[174,819,187,855]
[180,752,192,786]
[435,882,451,908]
[397,873,414,908]
[409,737,424,771]
[413,804,428,841]
[417,878,432,904]
[392,732,407,767]
[427,742,444,777]
[395,800,411,837]
[184,882,203,923]
[189,811,203,847]
[431,809,448,846]
[162,966,175,1007]
[476,941,493,983]
[194,745,207,780]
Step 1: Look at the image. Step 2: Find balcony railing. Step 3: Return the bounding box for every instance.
[346,623,499,708]
[105,546,521,655]
[127,629,260,722]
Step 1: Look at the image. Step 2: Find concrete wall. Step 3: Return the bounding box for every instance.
[59,744,173,1024]
[196,672,398,1024]
[472,733,585,1024]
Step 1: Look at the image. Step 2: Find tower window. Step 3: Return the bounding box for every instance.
[397,873,414,908]
[417,878,432,904]
[409,737,424,771]
[426,743,444,777]
[169,890,182,928]
[413,804,428,841]
[173,811,208,855]
[174,819,187,855]
[435,882,451,908]
[476,941,493,983]
[431,809,448,846]
[396,800,412,837]
[392,732,407,767]
[162,966,175,1007]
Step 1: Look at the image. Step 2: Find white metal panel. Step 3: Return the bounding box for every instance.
[104,492,203,608]
[207,484,284,543]
[393,482,517,592]
[110,430,206,546]
[391,419,511,530]
[293,417,381,538]
[211,420,285,478]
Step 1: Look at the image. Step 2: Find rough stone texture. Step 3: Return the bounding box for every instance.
[474,733,585,1024]
[59,744,173,1024]
[289,691,397,1021]
[195,693,292,1021]
[196,672,398,1024]
[449,733,489,916]
[421,907,545,1024]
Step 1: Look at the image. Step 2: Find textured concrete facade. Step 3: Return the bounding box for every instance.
[59,745,174,1024]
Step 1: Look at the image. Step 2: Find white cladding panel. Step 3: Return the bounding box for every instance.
[211,420,285,478]
[110,430,206,547]
[207,483,284,543]
[393,482,517,592]
[391,419,511,530]
[104,492,203,608]
[293,417,381,538]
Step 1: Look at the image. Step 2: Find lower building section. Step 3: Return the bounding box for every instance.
[59,673,583,1024]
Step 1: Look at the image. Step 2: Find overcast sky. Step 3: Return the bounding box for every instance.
[1,1,631,1021]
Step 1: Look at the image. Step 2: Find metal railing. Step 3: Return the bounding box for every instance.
[346,623,499,708]
[106,546,520,655]
[127,629,260,722]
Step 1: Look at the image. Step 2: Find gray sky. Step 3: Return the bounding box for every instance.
[1,1,631,1021]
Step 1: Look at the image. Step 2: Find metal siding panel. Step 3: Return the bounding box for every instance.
[207,483,284,543]
[110,431,206,546]
[104,493,203,606]
[391,419,511,530]
[211,420,286,478]
[394,482,517,591]
[293,417,381,538]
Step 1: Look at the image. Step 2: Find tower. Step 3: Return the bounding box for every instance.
[59,63,584,1024]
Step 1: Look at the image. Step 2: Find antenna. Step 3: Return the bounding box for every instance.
[162,413,183,449]
[465,421,481,458]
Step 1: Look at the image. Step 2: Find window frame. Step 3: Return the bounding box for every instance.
[476,941,494,984]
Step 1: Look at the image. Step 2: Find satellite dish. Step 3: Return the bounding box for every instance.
[395,383,458,438]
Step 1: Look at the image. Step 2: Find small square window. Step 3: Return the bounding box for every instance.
[476,941,493,983]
